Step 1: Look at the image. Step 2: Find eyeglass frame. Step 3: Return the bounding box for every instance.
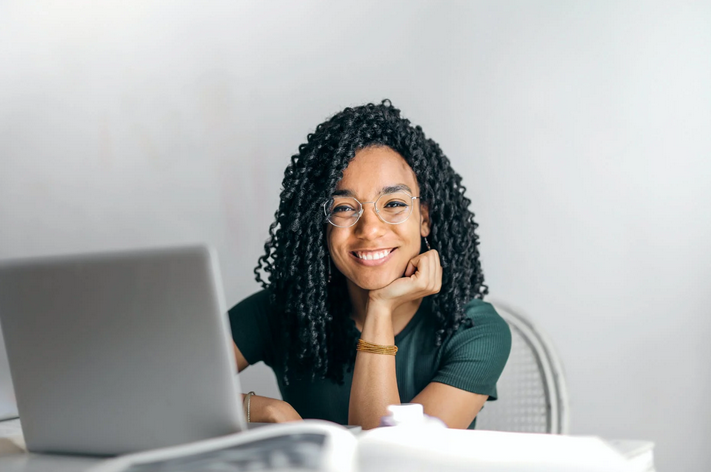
[322,190,422,228]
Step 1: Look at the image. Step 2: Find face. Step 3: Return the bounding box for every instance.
[326,146,430,291]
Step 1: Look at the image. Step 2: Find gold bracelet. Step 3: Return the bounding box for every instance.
[356,338,398,356]
[243,391,256,423]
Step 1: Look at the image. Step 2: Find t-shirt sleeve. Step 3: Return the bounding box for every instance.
[432,300,512,400]
[227,290,278,368]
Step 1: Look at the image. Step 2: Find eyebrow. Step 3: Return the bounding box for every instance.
[332,184,413,198]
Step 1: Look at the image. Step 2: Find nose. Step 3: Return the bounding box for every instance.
[353,202,386,240]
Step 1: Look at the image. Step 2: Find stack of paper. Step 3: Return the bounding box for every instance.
[607,439,655,472]
[358,427,637,472]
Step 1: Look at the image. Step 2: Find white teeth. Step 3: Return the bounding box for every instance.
[356,250,390,260]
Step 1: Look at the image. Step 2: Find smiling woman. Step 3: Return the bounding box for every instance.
[228,100,511,430]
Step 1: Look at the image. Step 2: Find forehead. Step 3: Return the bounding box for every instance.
[335,146,419,198]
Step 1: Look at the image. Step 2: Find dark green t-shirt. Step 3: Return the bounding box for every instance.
[228,290,511,429]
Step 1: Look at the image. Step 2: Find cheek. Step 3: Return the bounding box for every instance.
[397,223,423,253]
[327,230,348,267]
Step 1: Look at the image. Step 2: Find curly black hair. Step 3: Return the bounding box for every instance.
[254,99,487,384]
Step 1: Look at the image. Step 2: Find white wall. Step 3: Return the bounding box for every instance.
[1,1,709,470]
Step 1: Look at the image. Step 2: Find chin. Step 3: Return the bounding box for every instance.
[353,273,401,291]
[358,281,390,291]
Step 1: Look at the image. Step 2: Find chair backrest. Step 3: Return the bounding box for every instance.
[475,300,569,434]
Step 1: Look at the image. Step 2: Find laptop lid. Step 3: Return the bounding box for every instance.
[0,245,247,455]
[0,324,19,421]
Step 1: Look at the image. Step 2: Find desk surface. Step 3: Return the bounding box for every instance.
[1,419,100,471]
[0,418,655,472]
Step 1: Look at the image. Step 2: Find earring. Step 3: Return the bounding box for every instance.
[327,255,332,283]
[424,237,431,251]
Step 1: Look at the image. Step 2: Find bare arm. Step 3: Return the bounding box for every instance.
[349,329,488,429]
[233,341,302,422]
[348,250,442,429]
[348,303,400,429]
[412,382,488,428]
[348,249,490,429]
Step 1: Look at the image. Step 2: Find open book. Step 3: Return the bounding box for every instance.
[88,420,643,472]
[88,421,357,472]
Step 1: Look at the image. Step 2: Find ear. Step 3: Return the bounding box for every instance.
[419,202,431,237]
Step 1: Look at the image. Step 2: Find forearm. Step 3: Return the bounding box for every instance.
[348,304,401,429]
[242,394,302,423]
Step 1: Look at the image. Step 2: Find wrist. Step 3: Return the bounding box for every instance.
[365,297,395,318]
[361,305,395,345]
[266,400,301,423]
[242,391,256,422]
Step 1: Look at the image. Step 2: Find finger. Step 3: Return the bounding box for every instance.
[413,254,431,289]
[423,251,441,293]
[430,250,441,285]
[427,255,438,292]
[404,260,417,277]
[404,254,422,277]
[434,258,443,293]
[424,249,439,267]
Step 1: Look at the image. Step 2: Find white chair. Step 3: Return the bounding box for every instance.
[475,300,570,434]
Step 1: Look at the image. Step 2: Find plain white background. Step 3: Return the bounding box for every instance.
[1,1,709,470]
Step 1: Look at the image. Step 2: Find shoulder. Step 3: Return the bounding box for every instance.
[228,289,283,366]
[228,289,274,316]
[431,298,512,400]
[443,299,512,360]
[464,299,510,332]
[228,288,284,333]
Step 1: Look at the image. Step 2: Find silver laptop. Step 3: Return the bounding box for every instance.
[0,324,19,421]
[0,245,247,455]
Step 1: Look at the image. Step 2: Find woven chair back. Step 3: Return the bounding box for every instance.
[475,301,569,434]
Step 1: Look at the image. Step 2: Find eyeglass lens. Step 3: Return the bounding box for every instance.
[325,192,414,227]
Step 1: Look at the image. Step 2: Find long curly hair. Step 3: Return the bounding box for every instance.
[254,100,487,384]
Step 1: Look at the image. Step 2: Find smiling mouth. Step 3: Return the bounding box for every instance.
[351,248,396,263]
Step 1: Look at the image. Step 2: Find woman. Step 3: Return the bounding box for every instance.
[229,100,511,430]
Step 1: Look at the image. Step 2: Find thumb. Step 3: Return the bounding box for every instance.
[404,255,420,277]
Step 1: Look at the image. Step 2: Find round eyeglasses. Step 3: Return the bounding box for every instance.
[323,191,421,228]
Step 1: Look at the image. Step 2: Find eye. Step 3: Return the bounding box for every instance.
[332,205,356,214]
[383,200,408,208]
